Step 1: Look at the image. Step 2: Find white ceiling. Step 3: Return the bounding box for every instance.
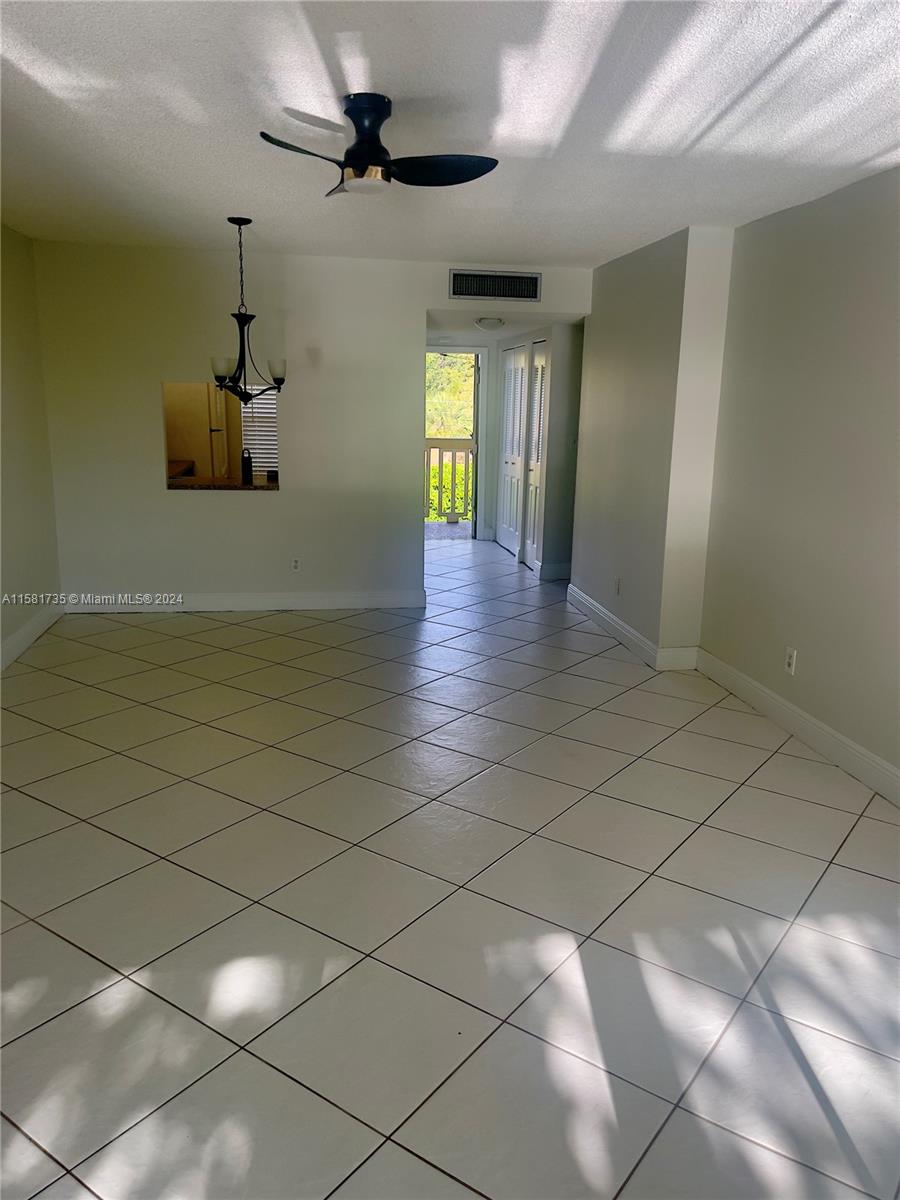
[2,1,897,266]
[427,308,584,342]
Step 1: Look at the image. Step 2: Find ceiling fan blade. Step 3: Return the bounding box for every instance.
[324,180,347,197]
[390,154,497,187]
[281,107,346,135]
[259,131,343,167]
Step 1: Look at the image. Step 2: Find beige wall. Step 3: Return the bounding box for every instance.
[1,226,60,653]
[702,169,900,767]
[658,227,733,650]
[570,230,688,642]
[540,322,583,575]
[33,242,589,608]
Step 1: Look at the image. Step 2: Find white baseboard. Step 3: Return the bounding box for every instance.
[655,646,699,670]
[568,586,701,671]
[1,604,64,667]
[64,589,428,614]
[567,586,659,668]
[566,587,897,801]
[697,650,900,804]
[536,560,571,582]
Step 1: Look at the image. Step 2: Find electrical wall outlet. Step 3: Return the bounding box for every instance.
[784,646,797,676]
[614,577,622,596]
[291,558,301,572]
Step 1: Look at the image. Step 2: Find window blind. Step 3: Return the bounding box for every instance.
[241,389,279,471]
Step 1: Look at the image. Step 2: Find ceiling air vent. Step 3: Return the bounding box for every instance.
[449,269,542,302]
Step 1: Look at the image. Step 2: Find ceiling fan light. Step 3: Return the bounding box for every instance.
[475,317,505,330]
[342,164,390,194]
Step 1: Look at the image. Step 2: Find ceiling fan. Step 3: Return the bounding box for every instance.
[260,93,498,196]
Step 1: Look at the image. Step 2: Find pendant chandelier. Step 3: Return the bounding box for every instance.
[211,217,286,407]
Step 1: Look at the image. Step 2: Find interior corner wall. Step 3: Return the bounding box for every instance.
[658,227,734,650]
[701,168,900,769]
[539,321,584,575]
[1,225,60,659]
[32,244,590,611]
[570,229,688,644]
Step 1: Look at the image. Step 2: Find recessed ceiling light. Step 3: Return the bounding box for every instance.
[474,317,505,330]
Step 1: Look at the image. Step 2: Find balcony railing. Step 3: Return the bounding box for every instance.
[425,438,474,522]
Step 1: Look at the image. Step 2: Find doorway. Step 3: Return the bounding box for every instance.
[494,324,583,579]
[424,351,478,541]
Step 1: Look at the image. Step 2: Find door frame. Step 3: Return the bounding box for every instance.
[424,344,487,540]
[522,338,549,569]
[495,341,528,557]
[495,328,553,564]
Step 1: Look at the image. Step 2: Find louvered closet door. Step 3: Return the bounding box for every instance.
[496,345,527,554]
[522,341,547,568]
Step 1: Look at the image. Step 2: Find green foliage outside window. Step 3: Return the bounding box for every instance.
[424,352,475,521]
[426,459,474,522]
[425,352,475,437]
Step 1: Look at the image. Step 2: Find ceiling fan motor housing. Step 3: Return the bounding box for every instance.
[343,93,393,171]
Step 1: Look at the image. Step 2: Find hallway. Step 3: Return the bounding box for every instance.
[1,548,897,1199]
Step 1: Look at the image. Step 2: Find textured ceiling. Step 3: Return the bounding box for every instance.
[427,308,584,341]
[2,1,897,266]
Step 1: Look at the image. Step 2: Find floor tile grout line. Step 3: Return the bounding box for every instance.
[12,806,361,925]
[685,813,861,866]
[4,872,376,1069]
[0,1111,72,1190]
[582,739,802,943]
[1,768,282,854]
[44,1172,105,1200]
[2,912,427,1176]
[322,1137,496,1200]
[47,1047,248,1183]
[663,1110,883,1200]
[860,798,900,829]
[737,993,900,1063]
[370,937,698,1184]
[0,965,131,1052]
[608,799,879,1200]
[2,768,241,852]
[48,955,511,1199]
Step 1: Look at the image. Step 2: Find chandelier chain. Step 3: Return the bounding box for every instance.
[237,224,247,313]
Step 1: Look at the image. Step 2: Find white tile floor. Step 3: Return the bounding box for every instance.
[1,537,898,1200]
